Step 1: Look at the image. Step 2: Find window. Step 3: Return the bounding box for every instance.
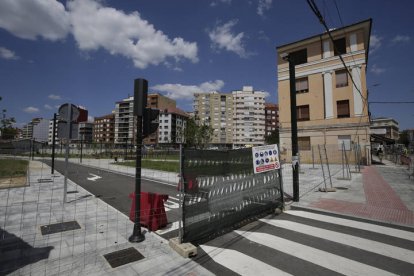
[296,77,309,93]
[298,137,311,151]
[337,100,350,118]
[335,70,348,87]
[338,135,351,150]
[290,48,307,65]
[333,38,346,56]
[297,105,310,121]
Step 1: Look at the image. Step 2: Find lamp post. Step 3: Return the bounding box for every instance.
[282,53,300,202]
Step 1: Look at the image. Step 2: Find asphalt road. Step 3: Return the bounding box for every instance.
[43,160,181,223]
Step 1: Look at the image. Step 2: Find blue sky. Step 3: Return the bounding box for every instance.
[0,0,413,130]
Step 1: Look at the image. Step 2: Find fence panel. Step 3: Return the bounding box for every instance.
[181,148,283,243]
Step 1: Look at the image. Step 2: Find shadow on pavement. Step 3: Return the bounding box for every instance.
[0,228,53,275]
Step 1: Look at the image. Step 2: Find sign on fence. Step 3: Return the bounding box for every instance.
[252,144,280,174]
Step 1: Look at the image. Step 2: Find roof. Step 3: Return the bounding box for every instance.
[276,18,372,50]
[161,107,189,117]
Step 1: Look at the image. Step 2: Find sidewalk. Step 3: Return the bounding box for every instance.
[292,157,414,227]
[0,160,212,275]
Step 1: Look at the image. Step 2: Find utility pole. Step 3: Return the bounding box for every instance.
[129,78,147,243]
[51,113,57,174]
[282,53,300,202]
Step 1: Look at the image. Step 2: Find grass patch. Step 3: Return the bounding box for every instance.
[116,160,179,173]
[0,159,29,178]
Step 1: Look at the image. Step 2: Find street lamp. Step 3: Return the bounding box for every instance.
[281,53,300,202]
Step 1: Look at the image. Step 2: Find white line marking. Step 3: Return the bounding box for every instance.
[260,219,414,265]
[285,210,414,241]
[200,245,292,276]
[87,173,102,181]
[155,221,180,235]
[164,201,179,209]
[235,230,397,276]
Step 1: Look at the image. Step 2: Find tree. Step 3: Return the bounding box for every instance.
[398,130,410,147]
[184,117,213,149]
[265,129,280,145]
[0,98,17,140]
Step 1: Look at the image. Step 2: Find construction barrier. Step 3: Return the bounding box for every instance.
[129,192,168,231]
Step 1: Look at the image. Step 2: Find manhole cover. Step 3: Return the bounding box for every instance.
[40,221,81,235]
[103,247,144,268]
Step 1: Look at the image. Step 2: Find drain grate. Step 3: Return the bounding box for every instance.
[40,221,81,235]
[103,247,145,268]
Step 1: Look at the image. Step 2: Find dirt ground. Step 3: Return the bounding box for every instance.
[0,176,27,189]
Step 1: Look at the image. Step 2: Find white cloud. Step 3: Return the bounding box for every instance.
[23,106,40,113]
[0,46,19,60]
[391,35,410,44]
[152,80,225,100]
[210,0,232,7]
[208,20,250,58]
[44,104,54,110]
[370,64,386,75]
[257,0,273,16]
[67,0,198,69]
[0,0,70,41]
[48,94,62,100]
[370,34,382,53]
[0,0,198,69]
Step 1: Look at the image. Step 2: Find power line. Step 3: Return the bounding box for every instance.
[306,0,367,103]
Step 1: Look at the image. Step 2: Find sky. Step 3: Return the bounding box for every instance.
[0,0,413,130]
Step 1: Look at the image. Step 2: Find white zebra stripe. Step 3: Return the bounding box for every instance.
[260,219,414,265]
[200,245,293,276]
[285,210,414,241]
[235,230,397,276]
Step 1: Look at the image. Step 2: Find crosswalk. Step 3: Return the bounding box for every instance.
[194,209,414,276]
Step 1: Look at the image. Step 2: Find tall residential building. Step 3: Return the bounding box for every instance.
[158,107,189,145]
[277,19,372,162]
[114,96,134,145]
[193,92,234,147]
[22,118,42,139]
[32,118,50,142]
[114,93,176,145]
[264,103,279,137]
[93,113,115,144]
[232,86,266,147]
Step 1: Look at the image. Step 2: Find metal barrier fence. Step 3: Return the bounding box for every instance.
[181,148,283,244]
[280,144,364,199]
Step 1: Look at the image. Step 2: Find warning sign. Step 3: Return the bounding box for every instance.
[252,144,280,174]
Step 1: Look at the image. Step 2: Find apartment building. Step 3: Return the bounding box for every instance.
[232,86,266,147]
[264,103,279,137]
[370,117,399,142]
[158,107,189,145]
[93,113,115,144]
[114,93,176,146]
[193,91,234,147]
[22,118,42,139]
[114,96,135,145]
[277,19,372,163]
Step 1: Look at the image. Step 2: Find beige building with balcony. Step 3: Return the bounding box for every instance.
[277,19,372,163]
[232,86,266,147]
[194,92,234,147]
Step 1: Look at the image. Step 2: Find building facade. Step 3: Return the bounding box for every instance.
[114,94,176,146]
[370,117,399,141]
[93,113,115,144]
[232,86,266,147]
[158,107,189,145]
[32,119,50,142]
[193,91,234,147]
[277,19,372,163]
[264,103,279,137]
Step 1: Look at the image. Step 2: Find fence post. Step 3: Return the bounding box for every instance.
[178,144,184,243]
